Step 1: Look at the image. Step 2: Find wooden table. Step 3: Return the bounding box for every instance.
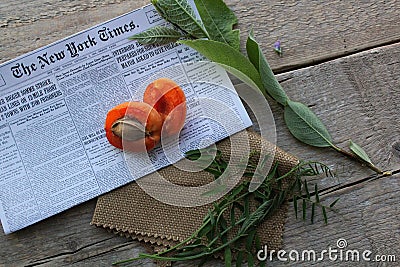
[1,0,399,266]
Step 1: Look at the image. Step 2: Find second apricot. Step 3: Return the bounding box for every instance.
[143,78,187,136]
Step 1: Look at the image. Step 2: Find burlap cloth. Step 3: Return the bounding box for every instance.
[91,129,299,265]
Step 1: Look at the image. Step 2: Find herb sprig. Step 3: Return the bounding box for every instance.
[129,0,390,175]
[113,148,338,266]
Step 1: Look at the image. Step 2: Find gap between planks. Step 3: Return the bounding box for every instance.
[273,39,400,74]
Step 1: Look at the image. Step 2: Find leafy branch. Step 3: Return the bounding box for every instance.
[129,0,389,175]
[113,149,339,266]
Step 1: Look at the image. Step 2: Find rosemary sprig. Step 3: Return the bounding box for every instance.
[113,149,339,266]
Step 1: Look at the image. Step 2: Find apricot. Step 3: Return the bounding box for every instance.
[143,78,187,136]
[104,101,163,152]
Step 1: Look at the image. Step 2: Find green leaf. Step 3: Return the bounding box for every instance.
[244,195,250,218]
[315,184,320,203]
[284,100,334,147]
[322,206,328,224]
[293,195,298,219]
[302,199,306,220]
[218,214,228,233]
[304,180,310,199]
[230,204,236,227]
[197,223,212,237]
[330,198,340,208]
[185,149,201,159]
[194,0,240,50]
[236,251,243,267]
[176,247,205,257]
[201,184,227,197]
[311,203,315,224]
[208,209,215,226]
[179,39,264,91]
[245,230,256,251]
[254,234,261,250]
[247,253,254,267]
[128,26,184,44]
[349,140,373,164]
[246,31,289,106]
[240,199,272,234]
[224,247,232,267]
[151,0,209,38]
[229,183,245,199]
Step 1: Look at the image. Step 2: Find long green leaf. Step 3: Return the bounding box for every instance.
[224,247,232,267]
[194,0,240,50]
[304,179,310,199]
[152,0,209,38]
[311,203,315,224]
[330,198,340,208]
[236,251,243,267]
[284,100,333,147]
[128,26,185,44]
[315,184,320,203]
[349,140,373,164]
[302,199,306,220]
[246,31,289,106]
[322,206,328,224]
[247,253,254,267]
[179,39,264,91]
[245,230,256,251]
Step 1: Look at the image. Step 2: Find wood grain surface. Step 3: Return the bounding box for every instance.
[1,0,399,266]
[1,0,400,72]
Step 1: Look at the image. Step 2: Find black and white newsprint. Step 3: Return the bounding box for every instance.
[0,2,252,234]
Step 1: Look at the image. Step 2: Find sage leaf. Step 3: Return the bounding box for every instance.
[151,0,209,39]
[194,0,240,50]
[349,140,373,164]
[246,31,289,106]
[128,26,185,44]
[179,39,264,91]
[284,100,333,147]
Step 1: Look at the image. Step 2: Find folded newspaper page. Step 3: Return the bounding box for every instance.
[0,2,252,234]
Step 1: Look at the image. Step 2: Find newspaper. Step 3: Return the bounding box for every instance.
[0,3,252,234]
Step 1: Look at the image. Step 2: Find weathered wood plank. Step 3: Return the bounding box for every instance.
[238,43,400,267]
[0,200,145,266]
[253,43,400,266]
[0,0,149,63]
[1,0,400,72]
[275,173,400,266]
[1,42,398,266]
[230,0,400,72]
[273,43,400,182]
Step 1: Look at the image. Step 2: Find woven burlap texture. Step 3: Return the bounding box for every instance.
[91,129,299,265]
